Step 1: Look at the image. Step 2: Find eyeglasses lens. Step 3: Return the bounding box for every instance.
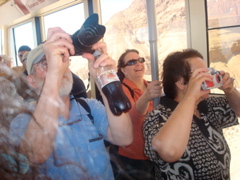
[124,58,145,67]
[36,60,48,71]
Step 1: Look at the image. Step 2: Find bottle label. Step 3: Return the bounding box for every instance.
[97,70,120,88]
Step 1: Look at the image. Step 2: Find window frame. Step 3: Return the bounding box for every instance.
[8,19,37,67]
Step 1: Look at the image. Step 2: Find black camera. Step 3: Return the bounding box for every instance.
[71,13,106,55]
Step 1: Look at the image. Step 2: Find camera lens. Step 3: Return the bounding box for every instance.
[71,14,106,55]
[217,75,221,82]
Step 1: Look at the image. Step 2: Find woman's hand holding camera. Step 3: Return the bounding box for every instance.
[186,68,212,101]
[219,71,234,94]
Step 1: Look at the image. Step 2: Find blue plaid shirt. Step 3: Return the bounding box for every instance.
[10,97,114,180]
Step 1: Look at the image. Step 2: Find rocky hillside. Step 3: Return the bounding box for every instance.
[102,0,240,86]
[103,0,186,75]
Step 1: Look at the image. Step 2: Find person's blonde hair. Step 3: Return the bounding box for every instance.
[0,54,11,62]
[0,54,12,68]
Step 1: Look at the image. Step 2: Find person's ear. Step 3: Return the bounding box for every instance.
[121,67,127,75]
[27,75,37,89]
[175,78,185,90]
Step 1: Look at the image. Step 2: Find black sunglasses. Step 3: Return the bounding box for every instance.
[123,57,145,67]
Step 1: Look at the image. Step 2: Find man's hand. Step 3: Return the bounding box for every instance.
[43,27,75,76]
[82,42,116,80]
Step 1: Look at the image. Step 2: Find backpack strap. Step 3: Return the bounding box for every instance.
[122,81,152,99]
[75,98,94,124]
[122,83,134,99]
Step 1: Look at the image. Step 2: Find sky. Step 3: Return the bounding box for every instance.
[100,0,133,24]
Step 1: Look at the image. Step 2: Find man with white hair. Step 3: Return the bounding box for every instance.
[0,54,12,77]
[10,27,133,179]
[0,54,11,67]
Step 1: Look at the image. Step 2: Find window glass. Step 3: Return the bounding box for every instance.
[207,1,240,94]
[100,0,187,81]
[12,22,34,66]
[207,0,240,28]
[208,27,240,93]
[155,0,187,75]
[43,3,89,90]
[43,3,85,35]
[100,0,151,80]
[207,1,240,179]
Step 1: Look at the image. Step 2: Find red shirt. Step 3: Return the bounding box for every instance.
[118,78,154,160]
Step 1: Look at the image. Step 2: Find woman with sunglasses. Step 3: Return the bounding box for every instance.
[110,49,162,179]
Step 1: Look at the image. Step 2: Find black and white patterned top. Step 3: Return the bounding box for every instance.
[143,96,239,180]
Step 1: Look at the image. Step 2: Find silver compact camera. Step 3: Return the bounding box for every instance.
[201,68,223,90]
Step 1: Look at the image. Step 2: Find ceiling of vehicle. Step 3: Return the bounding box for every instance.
[0,0,8,6]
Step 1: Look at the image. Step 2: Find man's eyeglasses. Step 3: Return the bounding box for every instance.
[35,60,48,72]
[123,57,145,67]
[22,58,27,63]
[33,58,71,74]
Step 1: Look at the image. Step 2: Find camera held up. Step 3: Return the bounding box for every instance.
[71,13,106,55]
[201,68,223,90]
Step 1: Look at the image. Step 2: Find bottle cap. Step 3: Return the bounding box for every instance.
[93,50,102,59]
